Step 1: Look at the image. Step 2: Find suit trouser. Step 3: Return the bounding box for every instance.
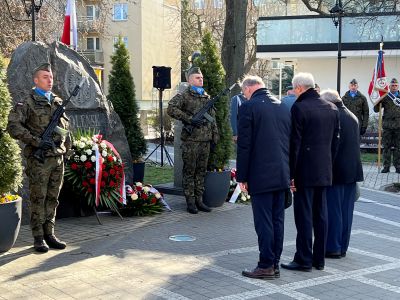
[326,183,356,254]
[293,187,328,267]
[251,190,285,269]
[382,129,400,169]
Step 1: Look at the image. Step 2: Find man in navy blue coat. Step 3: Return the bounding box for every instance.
[281,73,340,272]
[237,75,291,279]
[320,89,363,259]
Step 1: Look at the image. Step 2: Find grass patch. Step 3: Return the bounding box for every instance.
[143,163,174,185]
[361,152,378,163]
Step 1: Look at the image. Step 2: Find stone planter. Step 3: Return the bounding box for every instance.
[203,170,231,207]
[0,197,22,253]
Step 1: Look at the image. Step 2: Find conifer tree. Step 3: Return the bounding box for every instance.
[0,53,22,195]
[194,31,232,170]
[108,37,146,162]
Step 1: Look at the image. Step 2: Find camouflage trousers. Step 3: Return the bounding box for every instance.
[181,141,210,205]
[382,129,400,169]
[26,156,64,237]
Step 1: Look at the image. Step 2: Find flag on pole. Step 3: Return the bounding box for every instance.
[368,48,388,104]
[61,0,78,50]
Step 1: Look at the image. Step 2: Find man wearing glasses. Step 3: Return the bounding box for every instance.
[374,78,400,173]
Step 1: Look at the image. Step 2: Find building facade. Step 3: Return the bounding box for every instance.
[76,0,181,110]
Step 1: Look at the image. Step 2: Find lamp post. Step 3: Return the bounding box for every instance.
[21,0,43,41]
[330,0,344,94]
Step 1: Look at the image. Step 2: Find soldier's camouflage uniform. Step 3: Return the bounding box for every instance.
[342,90,369,131]
[373,93,400,170]
[167,86,219,207]
[7,89,71,237]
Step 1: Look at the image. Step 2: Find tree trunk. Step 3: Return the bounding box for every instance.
[222,0,248,93]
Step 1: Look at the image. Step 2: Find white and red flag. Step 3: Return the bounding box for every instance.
[368,48,388,104]
[61,0,78,50]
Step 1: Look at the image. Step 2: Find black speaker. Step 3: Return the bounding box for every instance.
[152,66,171,89]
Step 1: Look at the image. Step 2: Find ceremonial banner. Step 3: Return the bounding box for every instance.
[61,0,78,50]
[368,49,388,104]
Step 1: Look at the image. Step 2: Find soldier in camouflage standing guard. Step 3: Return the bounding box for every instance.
[7,63,70,252]
[374,78,400,173]
[167,67,219,214]
[342,79,369,136]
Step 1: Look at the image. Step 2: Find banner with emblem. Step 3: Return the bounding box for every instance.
[368,48,388,104]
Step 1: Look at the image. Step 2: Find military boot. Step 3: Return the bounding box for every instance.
[381,167,390,173]
[34,236,49,253]
[44,234,67,249]
[186,197,198,214]
[195,199,212,212]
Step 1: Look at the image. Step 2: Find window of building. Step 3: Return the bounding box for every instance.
[113,36,128,51]
[213,0,223,8]
[113,3,128,20]
[87,37,100,51]
[86,5,100,20]
[194,0,205,9]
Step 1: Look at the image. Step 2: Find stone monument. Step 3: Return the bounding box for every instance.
[7,41,133,222]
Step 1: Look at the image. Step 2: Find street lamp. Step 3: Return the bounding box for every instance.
[330,0,344,94]
[21,0,43,41]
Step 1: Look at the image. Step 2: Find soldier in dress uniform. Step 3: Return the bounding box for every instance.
[7,63,70,252]
[167,67,219,214]
[374,78,400,173]
[342,79,369,135]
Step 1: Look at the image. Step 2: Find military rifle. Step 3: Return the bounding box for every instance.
[33,77,86,163]
[184,83,237,134]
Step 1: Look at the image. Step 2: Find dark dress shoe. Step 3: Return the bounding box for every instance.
[187,203,198,214]
[44,234,67,249]
[34,236,49,253]
[381,167,390,173]
[281,261,312,272]
[341,252,346,258]
[196,202,212,212]
[242,267,275,279]
[312,263,325,270]
[325,252,341,259]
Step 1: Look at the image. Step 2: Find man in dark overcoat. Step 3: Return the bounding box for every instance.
[237,75,291,279]
[321,89,363,258]
[281,72,340,272]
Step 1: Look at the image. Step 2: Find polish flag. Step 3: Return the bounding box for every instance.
[368,48,388,104]
[61,0,78,50]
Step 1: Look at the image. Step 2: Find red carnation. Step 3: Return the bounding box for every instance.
[82,181,89,187]
[151,198,157,204]
[85,162,92,169]
[71,163,78,170]
[142,193,148,200]
[107,156,114,162]
[89,178,96,185]
[88,187,93,193]
[136,186,142,191]
[109,169,116,175]
[101,181,105,187]
[102,171,108,178]
[109,180,116,187]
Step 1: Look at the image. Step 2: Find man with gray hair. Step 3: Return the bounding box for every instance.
[237,75,291,279]
[320,89,363,259]
[281,73,340,272]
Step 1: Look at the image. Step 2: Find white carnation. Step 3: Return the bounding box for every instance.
[113,156,117,161]
[92,145,97,150]
[246,195,251,200]
[241,195,247,201]
[78,142,85,149]
[102,150,107,157]
[86,149,92,155]
[91,156,96,162]
[131,193,138,200]
[143,186,150,193]
[100,142,107,149]
[155,193,161,199]
[80,155,87,162]
[135,182,143,187]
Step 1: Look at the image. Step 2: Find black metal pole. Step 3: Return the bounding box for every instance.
[337,12,342,94]
[159,89,164,167]
[31,0,36,41]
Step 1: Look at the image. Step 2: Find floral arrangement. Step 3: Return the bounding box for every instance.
[122,182,164,216]
[227,168,251,204]
[0,194,20,204]
[64,131,125,211]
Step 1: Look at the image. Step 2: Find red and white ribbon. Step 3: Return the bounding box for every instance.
[94,144,103,207]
